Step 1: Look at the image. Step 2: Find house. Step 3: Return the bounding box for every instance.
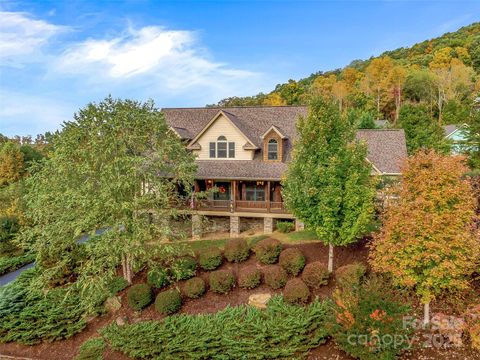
[444,124,470,154]
[163,106,408,238]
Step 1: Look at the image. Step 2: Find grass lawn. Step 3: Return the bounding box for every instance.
[177,233,270,252]
[175,230,321,253]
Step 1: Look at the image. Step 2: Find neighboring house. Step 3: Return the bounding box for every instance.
[374,119,389,128]
[164,106,408,238]
[444,124,470,154]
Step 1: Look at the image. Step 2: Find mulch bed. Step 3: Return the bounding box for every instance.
[1,238,478,360]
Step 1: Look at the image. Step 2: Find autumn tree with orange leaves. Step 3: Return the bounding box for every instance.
[370,151,479,326]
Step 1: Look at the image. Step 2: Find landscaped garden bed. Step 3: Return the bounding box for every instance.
[1,236,479,360]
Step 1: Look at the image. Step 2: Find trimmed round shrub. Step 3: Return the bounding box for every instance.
[182,277,206,299]
[147,267,170,288]
[198,247,223,271]
[172,256,197,281]
[263,265,287,289]
[155,289,182,315]
[276,221,294,233]
[127,283,153,311]
[279,248,306,276]
[224,238,250,263]
[335,262,367,289]
[253,238,282,264]
[284,278,310,305]
[238,266,262,289]
[209,269,235,294]
[301,262,329,288]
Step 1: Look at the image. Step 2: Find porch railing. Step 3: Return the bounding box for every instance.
[193,199,288,214]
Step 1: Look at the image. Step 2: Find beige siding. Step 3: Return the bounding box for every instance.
[193,114,254,160]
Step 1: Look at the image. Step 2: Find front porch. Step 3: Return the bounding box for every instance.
[193,179,288,214]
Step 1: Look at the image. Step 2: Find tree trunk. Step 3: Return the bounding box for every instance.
[394,88,401,125]
[376,91,381,116]
[328,243,334,273]
[122,255,132,284]
[423,301,430,327]
[438,88,443,124]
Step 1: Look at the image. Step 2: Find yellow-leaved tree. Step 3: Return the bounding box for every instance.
[370,151,479,325]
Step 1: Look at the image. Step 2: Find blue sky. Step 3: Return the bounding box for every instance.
[1,0,479,136]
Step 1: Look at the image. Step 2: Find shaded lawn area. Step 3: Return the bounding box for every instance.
[176,234,270,252]
[174,230,322,253]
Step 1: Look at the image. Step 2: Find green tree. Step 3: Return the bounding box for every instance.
[398,104,449,154]
[23,96,196,292]
[282,98,376,272]
[466,109,480,169]
[0,142,25,187]
[370,151,478,325]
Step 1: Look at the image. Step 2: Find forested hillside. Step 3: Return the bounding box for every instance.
[212,22,480,130]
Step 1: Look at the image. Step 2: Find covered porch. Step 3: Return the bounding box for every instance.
[193,179,288,214]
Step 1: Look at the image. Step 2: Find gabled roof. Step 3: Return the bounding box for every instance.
[356,129,407,175]
[443,124,459,137]
[186,110,258,150]
[169,126,192,140]
[163,106,408,179]
[262,125,287,139]
[443,124,469,139]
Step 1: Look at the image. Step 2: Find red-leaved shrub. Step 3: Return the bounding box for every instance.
[253,238,282,264]
[279,248,305,276]
[284,278,310,305]
[301,262,329,288]
[263,265,287,289]
[238,266,262,289]
[209,269,235,294]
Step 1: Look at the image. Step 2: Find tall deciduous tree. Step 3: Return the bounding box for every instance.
[466,109,480,170]
[370,151,479,325]
[0,142,25,187]
[398,104,449,154]
[282,98,376,272]
[387,65,407,124]
[23,96,196,288]
[363,56,393,116]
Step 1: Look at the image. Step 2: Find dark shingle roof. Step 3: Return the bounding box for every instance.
[170,126,192,139]
[196,160,287,180]
[163,106,407,179]
[443,124,458,137]
[356,130,407,174]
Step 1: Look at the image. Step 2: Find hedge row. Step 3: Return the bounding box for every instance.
[100,296,330,359]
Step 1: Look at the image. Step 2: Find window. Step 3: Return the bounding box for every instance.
[267,139,278,160]
[209,142,216,158]
[217,136,227,158]
[246,183,265,201]
[210,136,234,158]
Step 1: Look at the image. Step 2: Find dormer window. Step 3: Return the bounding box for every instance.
[267,139,278,160]
[210,136,235,158]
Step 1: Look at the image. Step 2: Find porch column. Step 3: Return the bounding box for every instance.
[232,180,237,212]
[230,216,240,237]
[192,180,200,209]
[192,214,202,240]
[295,219,305,231]
[264,217,273,234]
[266,181,271,213]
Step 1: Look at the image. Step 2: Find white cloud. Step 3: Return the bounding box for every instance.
[0,90,73,136]
[0,11,66,65]
[56,25,260,95]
